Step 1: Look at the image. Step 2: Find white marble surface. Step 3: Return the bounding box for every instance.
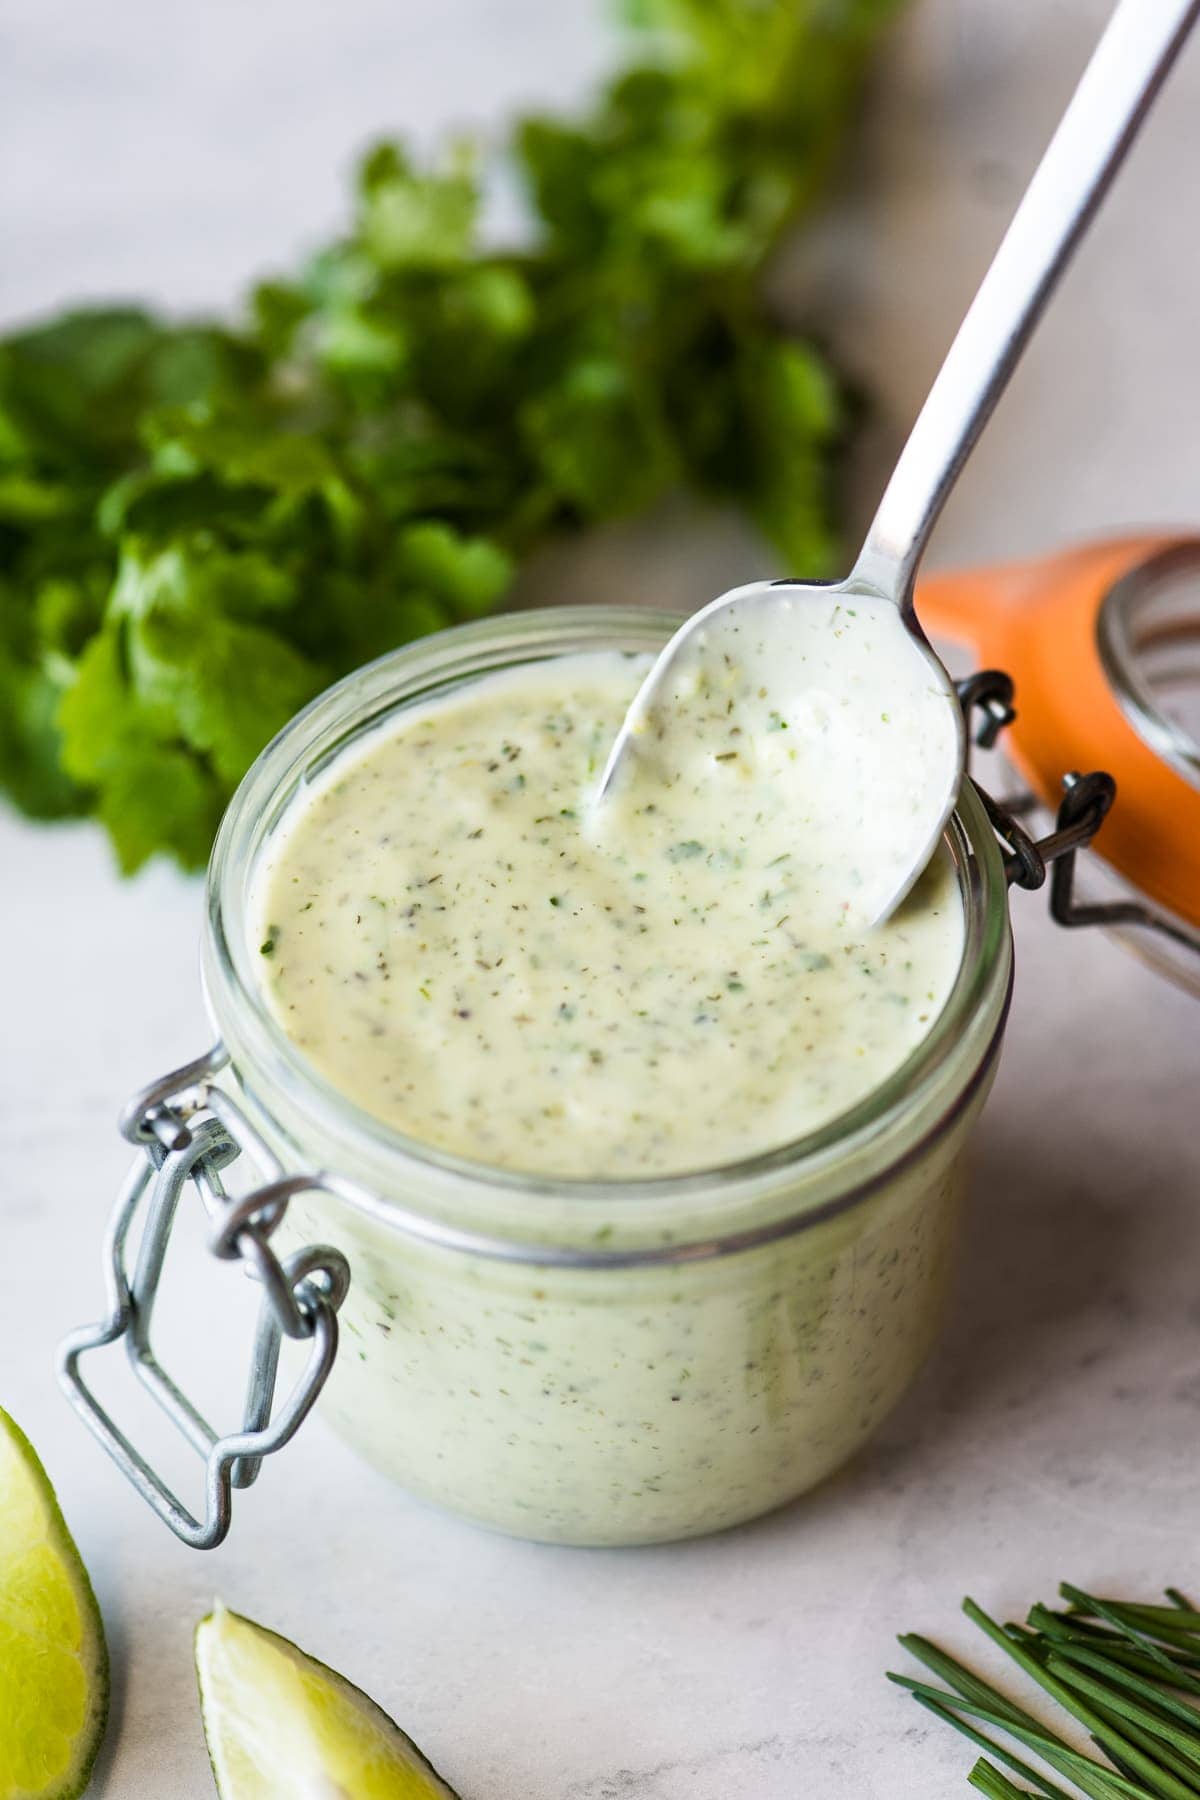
[2,3,1200,1796]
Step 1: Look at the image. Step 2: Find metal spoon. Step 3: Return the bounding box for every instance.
[597,0,1199,927]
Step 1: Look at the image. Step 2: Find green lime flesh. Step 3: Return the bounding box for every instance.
[195,1603,462,1799]
[0,1406,109,1800]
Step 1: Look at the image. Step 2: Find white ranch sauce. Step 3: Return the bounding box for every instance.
[252,642,964,1177]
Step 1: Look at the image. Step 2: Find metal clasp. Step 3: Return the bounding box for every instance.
[958,669,1197,950]
[57,1046,350,1550]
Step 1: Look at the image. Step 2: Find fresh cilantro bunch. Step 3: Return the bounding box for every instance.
[0,0,901,871]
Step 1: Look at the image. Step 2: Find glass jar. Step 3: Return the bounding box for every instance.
[63,607,1027,1550]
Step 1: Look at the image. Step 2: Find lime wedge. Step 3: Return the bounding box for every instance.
[195,1603,462,1798]
[0,1406,109,1800]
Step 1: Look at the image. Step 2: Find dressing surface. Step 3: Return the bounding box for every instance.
[253,650,963,1177]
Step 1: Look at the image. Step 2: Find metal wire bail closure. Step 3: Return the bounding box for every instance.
[57,1046,350,1550]
[953,670,1189,940]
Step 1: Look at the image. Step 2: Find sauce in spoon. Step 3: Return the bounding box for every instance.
[597,585,963,932]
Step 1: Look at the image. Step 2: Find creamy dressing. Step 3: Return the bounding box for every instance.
[603,587,964,929]
[253,645,964,1178]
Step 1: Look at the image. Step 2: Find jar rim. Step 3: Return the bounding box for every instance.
[202,606,1013,1248]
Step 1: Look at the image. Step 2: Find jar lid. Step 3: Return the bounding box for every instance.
[918,534,1200,933]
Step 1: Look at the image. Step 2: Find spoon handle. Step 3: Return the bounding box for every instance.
[852,0,1199,609]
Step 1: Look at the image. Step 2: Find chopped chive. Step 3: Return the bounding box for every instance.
[1049,1646,1200,1739]
[962,1598,1196,1800]
[906,1691,1077,1800]
[1030,1611,1200,1685]
[970,1761,1057,1800]
[890,1676,1150,1800]
[1100,1741,1160,1790]
[1059,1589,1197,1689]
[898,1634,1035,1730]
[897,1587,1200,1800]
[1043,1659,1200,1779]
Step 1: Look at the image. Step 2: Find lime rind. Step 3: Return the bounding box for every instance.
[195,1602,461,1799]
[0,1406,109,1800]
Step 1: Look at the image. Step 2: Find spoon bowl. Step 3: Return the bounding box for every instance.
[597,577,964,928]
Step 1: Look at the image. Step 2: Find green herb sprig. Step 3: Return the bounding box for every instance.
[892,1586,1200,1800]
[0,0,903,872]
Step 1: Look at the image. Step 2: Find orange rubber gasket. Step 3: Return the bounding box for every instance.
[917,533,1200,928]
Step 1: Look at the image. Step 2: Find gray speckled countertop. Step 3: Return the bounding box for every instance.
[2,3,1199,1795]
